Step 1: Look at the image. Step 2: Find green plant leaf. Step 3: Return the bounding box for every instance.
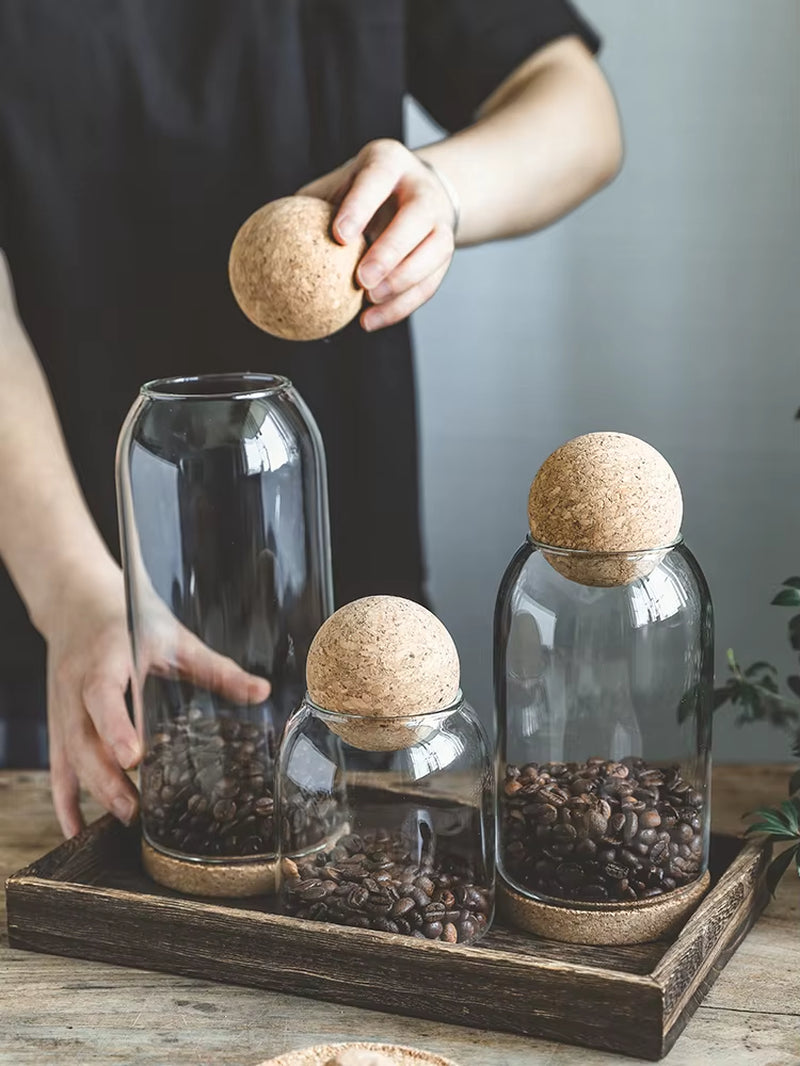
[746,805,797,836]
[788,676,800,699]
[726,648,738,669]
[789,615,800,652]
[744,661,778,676]
[789,768,800,797]
[772,588,800,607]
[779,799,800,835]
[746,823,798,841]
[783,578,800,590]
[766,844,799,897]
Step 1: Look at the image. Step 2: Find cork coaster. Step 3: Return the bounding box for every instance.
[255,1044,460,1066]
[142,839,278,898]
[498,870,711,945]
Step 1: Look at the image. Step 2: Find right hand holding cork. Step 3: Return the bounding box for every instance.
[229,139,457,339]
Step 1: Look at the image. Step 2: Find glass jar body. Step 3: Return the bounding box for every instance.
[495,539,713,908]
[276,696,496,944]
[116,374,332,871]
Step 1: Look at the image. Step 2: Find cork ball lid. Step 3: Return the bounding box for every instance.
[528,433,683,586]
[307,596,460,719]
[229,196,365,341]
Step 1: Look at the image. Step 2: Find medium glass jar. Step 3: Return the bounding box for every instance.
[277,695,495,944]
[495,538,713,940]
[116,373,332,896]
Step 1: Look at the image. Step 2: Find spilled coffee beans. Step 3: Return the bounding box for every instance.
[501,757,704,902]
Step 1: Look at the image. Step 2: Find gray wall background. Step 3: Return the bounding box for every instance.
[406,0,800,762]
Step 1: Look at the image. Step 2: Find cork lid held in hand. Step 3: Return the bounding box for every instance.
[527,432,683,586]
[229,196,365,341]
[306,596,460,750]
[256,1043,461,1066]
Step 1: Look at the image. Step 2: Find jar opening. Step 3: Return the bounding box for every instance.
[141,372,291,400]
[305,691,464,722]
[527,533,683,558]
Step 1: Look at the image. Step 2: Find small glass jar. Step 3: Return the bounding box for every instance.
[495,538,713,940]
[116,373,333,896]
[277,694,495,944]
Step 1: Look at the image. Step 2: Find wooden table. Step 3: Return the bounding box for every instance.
[1,766,798,1066]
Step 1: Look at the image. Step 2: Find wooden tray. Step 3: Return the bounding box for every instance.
[5,819,770,1061]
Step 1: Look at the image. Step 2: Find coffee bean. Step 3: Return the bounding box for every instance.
[442,922,458,943]
[640,809,661,829]
[622,811,639,844]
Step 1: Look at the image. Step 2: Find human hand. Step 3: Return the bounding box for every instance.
[44,564,271,837]
[299,139,457,331]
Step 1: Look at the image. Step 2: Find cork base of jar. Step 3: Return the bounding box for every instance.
[142,838,278,898]
[257,1043,461,1066]
[498,869,711,945]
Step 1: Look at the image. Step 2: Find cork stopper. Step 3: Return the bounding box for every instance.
[256,1044,460,1066]
[527,432,683,586]
[228,196,365,340]
[306,596,460,751]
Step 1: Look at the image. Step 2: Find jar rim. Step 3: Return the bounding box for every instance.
[141,372,292,400]
[527,533,684,558]
[304,691,465,722]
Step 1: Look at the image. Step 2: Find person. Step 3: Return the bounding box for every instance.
[0,1,622,836]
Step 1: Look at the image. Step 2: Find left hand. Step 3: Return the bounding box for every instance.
[299,139,457,331]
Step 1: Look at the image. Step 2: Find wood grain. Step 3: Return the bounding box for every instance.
[2,766,799,1066]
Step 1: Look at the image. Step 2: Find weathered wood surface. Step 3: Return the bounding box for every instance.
[2,766,799,1066]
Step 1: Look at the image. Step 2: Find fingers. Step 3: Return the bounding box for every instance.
[168,626,272,704]
[362,262,450,332]
[56,686,139,828]
[357,199,441,292]
[365,227,454,306]
[50,754,84,838]
[333,140,408,245]
[83,672,141,769]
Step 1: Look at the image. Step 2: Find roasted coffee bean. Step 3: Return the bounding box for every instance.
[502,756,706,902]
[283,829,492,944]
[424,901,447,922]
[622,811,639,844]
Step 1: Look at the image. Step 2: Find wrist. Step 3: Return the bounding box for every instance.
[415,151,461,239]
[29,543,123,640]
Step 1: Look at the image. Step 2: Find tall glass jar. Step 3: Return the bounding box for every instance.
[277,695,495,944]
[495,538,713,942]
[116,373,332,896]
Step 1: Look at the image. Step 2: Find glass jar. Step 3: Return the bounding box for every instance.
[116,373,332,895]
[276,694,495,944]
[495,537,713,938]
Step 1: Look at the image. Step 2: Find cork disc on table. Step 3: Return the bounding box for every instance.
[498,869,711,945]
[527,432,683,587]
[306,596,461,752]
[255,1044,461,1066]
[141,839,278,898]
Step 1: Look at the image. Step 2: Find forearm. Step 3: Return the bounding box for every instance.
[416,37,622,246]
[0,252,119,635]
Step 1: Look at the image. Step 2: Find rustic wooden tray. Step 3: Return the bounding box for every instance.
[5,818,770,1061]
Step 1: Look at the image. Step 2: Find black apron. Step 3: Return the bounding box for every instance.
[0,0,598,762]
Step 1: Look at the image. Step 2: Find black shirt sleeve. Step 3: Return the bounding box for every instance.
[407,0,601,133]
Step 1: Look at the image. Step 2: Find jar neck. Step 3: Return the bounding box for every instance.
[304,691,464,724]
